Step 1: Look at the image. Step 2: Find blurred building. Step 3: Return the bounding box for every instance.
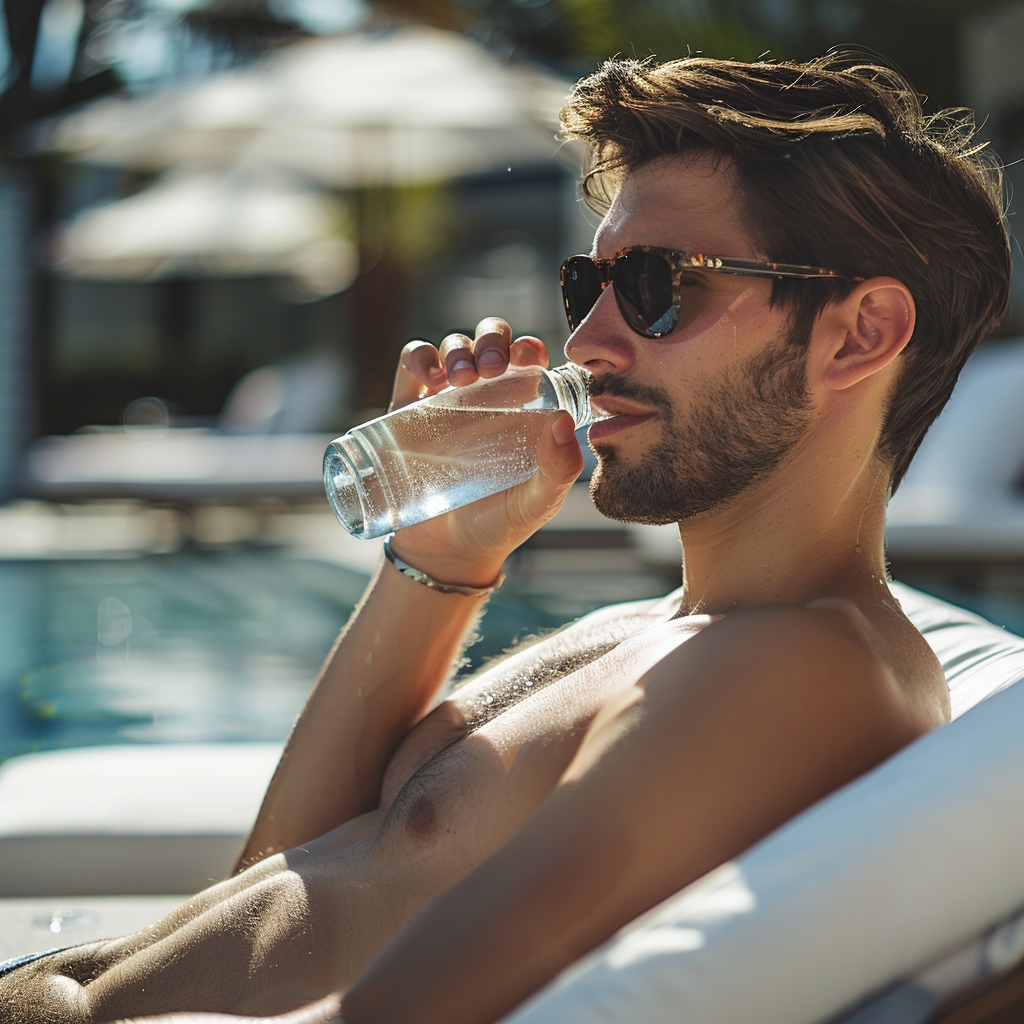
[2,0,1023,499]
[22,20,578,450]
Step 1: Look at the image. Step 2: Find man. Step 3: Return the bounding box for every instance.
[0,52,1010,1024]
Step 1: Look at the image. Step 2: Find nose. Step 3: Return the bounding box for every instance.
[563,286,637,374]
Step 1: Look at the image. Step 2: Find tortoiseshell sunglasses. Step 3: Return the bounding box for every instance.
[560,245,857,339]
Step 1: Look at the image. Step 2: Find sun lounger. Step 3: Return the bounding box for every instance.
[22,353,350,503]
[0,895,188,961]
[500,583,1024,1024]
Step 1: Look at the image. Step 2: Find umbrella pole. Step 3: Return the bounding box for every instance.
[350,187,411,415]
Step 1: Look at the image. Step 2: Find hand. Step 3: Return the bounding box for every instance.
[385,317,585,588]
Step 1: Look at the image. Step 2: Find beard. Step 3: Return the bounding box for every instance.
[588,333,813,525]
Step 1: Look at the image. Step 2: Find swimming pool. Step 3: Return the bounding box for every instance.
[0,549,580,764]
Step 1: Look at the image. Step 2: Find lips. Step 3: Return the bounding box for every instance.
[590,396,652,420]
[588,397,656,440]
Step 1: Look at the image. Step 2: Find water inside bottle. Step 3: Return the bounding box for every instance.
[361,403,549,532]
[325,363,591,538]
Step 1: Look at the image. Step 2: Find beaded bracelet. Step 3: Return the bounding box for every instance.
[382,535,505,598]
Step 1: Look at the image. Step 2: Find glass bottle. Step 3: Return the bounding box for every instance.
[324,363,593,539]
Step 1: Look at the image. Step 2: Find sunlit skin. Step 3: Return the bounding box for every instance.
[575,156,901,613]
[0,155,949,1024]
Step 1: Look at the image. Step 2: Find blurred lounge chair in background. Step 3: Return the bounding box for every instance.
[23,351,347,502]
[886,338,1024,561]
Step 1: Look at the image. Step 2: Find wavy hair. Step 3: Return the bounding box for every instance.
[560,53,1011,493]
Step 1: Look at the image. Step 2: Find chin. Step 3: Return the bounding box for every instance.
[588,456,732,526]
[589,465,688,526]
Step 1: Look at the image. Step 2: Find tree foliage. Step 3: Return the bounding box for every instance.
[372,0,1012,114]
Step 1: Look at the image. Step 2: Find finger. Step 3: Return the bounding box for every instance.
[509,336,550,368]
[390,340,446,411]
[510,411,584,530]
[439,332,478,385]
[472,317,513,378]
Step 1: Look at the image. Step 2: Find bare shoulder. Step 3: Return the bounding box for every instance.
[638,597,946,749]
[515,595,950,964]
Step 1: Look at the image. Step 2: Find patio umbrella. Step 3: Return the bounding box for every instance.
[39,25,576,186]
[52,168,357,295]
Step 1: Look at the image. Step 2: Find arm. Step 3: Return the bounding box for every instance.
[342,604,934,1024]
[237,322,584,866]
[235,552,496,866]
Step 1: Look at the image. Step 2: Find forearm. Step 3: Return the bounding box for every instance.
[236,553,494,867]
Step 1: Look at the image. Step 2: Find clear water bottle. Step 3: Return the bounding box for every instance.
[324,363,593,539]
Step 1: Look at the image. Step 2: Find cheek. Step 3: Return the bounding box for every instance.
[664,304,741,370]
[678,285,786,355]
[725,283,787,335]
[672,285,758,343]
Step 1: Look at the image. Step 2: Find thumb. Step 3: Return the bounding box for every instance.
[516,411,584,525]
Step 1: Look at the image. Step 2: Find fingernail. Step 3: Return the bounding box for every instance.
[477,350,504,367]
[552,416,575,446]
[428,366,446,380]
[451,359,474,374]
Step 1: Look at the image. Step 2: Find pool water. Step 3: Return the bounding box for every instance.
[0,551,569,764]
[5,547,1020,768]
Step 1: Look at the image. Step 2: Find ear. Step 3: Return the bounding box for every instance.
[816,278,915,391]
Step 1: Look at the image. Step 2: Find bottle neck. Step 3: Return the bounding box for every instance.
[548,363,593,427]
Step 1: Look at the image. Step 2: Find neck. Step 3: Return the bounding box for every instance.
[673,450,891,617]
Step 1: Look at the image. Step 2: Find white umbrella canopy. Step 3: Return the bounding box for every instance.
[242,121,566,187]
[263,26,570,130]
[43,71,272,170]
[41,25,576,185]
[53,168,358,295]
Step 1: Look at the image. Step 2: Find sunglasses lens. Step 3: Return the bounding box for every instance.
[561,256,604,331]
[612,249,676,338]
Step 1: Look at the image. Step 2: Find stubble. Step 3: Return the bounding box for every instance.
[588,335,813,525]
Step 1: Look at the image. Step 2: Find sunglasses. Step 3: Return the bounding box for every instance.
[560,245,857,339]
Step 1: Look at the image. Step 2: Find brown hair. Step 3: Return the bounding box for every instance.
[560,53,1011,493]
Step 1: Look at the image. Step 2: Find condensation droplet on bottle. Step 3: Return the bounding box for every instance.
[855,544,862,554]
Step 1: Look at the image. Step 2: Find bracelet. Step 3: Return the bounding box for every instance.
[382,535,505,598]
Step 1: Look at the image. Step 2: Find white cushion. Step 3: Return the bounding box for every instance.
[0,743,281,836]
[891,582,1024,717]
[0,744,281,896]
[501,586,1024,1024]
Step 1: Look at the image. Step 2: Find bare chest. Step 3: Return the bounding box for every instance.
[373,609,708,861]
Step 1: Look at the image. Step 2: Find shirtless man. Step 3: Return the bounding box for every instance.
[0,52,1010,1024]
